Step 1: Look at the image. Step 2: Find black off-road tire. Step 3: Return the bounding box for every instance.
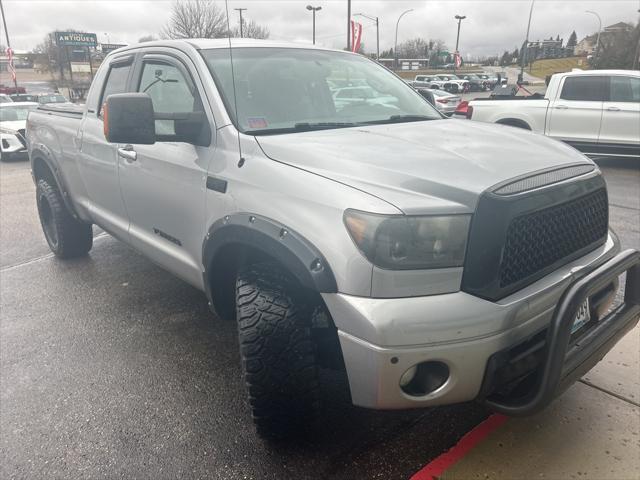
[36,178,93,258]
[236,263,320,439]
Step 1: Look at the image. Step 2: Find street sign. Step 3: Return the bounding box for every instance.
[55,32,98,47]
[438,51,449,57]
[101,43,127,54]
[70,62,91,73]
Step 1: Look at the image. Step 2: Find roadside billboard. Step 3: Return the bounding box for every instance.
[55,32,98,47]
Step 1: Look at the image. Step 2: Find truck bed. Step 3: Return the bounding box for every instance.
[37,103,85,118]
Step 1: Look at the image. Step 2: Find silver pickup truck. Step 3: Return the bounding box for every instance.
[27,39,640,439]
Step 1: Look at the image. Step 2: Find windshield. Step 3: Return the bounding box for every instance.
[200,47,441,134]
[0,105,37,122]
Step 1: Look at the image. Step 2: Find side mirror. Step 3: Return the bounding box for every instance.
[104,93,155,144]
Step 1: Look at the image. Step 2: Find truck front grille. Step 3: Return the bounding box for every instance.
[500,189,608,287]
[461,172,608,301]
[17,129,27,148]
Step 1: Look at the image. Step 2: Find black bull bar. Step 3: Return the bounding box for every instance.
[482,249,640,416]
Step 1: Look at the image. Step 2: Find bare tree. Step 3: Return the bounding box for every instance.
[33,31,67,74]
[161,0,228,39]
[233,19,269,39]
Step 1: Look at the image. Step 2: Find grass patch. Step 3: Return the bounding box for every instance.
[528,57,590,80]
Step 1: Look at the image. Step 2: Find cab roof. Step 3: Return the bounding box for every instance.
[112,38,348,56]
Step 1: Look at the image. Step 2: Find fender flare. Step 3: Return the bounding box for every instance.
[202,213,338,307]
[30,146,81,220]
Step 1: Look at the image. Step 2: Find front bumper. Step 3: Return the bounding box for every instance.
[1,132,27,159]
[322,234,639,411]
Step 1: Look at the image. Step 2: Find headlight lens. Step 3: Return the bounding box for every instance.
[344,209,471,270]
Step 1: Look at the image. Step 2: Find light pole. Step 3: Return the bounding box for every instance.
[394,9,413,70]
[0,0,18,91]
[453,14,466,73]
[519,0,535,84]
[585,10,602,67]
[354,12,379,61]
[234,8,247,38]
[306,5,322,45]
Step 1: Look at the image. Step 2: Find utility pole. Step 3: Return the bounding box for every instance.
[0,0,18,91]
[585,10,602,68]
[633,9,640,70]
[453,14,466,74]
[235,8,247,38]
[354,12,379,61]
[306,5,322,45]
[347,0,351,51]
[394,9,413,70]
[519,0,535,84]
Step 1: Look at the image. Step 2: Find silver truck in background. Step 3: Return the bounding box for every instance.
[27,40,640,439]
[467,69,640,159]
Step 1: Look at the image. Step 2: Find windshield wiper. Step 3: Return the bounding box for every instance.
[294,122,357,130]
[247,122,357,136]
[361,115,436,125]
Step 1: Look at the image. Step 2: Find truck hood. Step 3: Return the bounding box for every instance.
[0,120,26,133]
[255,119,592,214]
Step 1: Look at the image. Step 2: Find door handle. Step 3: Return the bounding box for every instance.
[118,145,137,162]
[607,106,621,112]
[555,105,568,110]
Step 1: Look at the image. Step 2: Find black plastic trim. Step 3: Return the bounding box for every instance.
[206,176,227,193]
[202,213,338,300]
[566,141,640,158]
[482,249,640,416]
[462,173,608,301]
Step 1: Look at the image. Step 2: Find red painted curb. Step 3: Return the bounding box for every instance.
[410,414,508,480]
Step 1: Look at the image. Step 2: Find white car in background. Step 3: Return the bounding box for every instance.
[0,94,13,103]
[415,88,462,116]
[0,102,38,161]
[430,89,461,115]
[468,70,640,158]
[414,75,446,89]
[332,86,397,109]
[434,74,470,93]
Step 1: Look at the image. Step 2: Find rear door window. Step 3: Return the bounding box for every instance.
[560,76,606,101]
[609,76,640,102]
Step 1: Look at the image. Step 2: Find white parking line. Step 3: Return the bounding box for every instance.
[0,233,110,273]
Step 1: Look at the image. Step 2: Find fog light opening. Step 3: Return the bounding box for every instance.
[400,361,450,397]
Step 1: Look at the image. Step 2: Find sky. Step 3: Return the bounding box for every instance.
[2,0,639,57]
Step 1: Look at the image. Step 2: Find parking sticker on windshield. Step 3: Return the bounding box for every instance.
[248,117,268,129]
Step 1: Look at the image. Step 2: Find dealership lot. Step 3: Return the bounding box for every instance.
[1,156,638,479]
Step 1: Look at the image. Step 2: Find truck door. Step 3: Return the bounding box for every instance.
[78,55,134,239]
[547,75,606,145]
[117,52,214,289]
[599,75,640,155]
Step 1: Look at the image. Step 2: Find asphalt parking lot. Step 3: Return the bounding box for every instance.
[1,154,638,479]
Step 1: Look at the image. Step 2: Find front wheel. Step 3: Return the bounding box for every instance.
[236,263,320,439]
[36,178,93,258]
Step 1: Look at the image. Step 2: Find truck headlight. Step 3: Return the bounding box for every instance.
[344,210,471,270]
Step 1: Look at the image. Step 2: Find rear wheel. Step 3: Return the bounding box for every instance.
[236,262,320,439]
[36,178,93,258]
